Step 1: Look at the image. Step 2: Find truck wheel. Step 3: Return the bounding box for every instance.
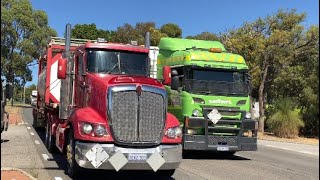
[66,128,82,178]
[45,121,56,153]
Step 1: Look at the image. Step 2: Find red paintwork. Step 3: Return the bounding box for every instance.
[162,66,172,85]
[38,40,181,153]
[161,113,182,143]
[57,58,67,79]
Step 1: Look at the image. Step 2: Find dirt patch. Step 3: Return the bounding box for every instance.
[258,132,319,145]
[1,170,33,180]
[4,106,25,125]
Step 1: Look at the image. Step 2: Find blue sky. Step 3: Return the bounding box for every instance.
[27,0,319,86]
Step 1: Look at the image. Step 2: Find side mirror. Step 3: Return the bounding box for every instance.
[171,76,180,91]
[57,58,67,79]
[162,66,171,85]
[5,83,13,100]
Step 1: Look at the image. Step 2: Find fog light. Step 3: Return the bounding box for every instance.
[187,129,197,135]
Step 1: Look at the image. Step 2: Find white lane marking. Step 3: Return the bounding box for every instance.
[27,127,31,129]
[35,140,40,145]
[42,154,50,161]
[30,132,35,136]
[263,144,317,156]
[55,177,63,180]
[299,151,316,155]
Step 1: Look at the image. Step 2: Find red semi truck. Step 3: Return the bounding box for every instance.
[32,24,182,178]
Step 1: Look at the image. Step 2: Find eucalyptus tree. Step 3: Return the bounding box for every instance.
[1,0,56,96]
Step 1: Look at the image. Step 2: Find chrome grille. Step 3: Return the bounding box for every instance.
[109,86,166,145]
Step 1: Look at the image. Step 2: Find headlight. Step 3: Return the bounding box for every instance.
[245,112,251,119]
[81,123,93,134]
[192,97,205,104]
[94,125,107,137]
[192,109,200,117]
[165,126,182,139]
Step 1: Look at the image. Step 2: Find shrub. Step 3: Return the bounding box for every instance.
[266,98,304,138]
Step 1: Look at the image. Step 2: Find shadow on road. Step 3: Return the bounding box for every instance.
[1,139,9,143]
[183,151,250,160]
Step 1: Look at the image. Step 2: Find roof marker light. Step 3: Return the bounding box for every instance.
[209,48,222,53]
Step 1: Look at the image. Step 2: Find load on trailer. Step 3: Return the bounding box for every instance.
[157,38,257,154]
[33,24,182,178]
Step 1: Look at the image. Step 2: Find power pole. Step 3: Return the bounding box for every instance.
[23,85,26,104]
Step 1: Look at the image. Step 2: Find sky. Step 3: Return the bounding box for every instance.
[27,0,319,86]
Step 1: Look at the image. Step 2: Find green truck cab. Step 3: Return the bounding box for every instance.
[157,38,257,153]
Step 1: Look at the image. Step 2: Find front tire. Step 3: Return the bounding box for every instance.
[66,128,82,178]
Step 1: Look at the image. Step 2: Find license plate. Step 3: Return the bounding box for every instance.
[128,153,147,161]
[217,146,229,151]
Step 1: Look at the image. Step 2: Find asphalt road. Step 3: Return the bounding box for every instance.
[2,107,318,180]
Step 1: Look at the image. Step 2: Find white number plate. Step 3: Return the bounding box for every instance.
[128,153,147,161]
[217,146,229,151]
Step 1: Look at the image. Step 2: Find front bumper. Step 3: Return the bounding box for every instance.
[184,117,257,151]
[184,135,257,151]
[75,142,182,171]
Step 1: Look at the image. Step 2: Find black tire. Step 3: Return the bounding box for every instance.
[66,128,82,178]
[156,169,176,177]
[221,151,236,157]
[45,120,56,153]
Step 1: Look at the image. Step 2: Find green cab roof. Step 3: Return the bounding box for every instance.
[159,38,226,51]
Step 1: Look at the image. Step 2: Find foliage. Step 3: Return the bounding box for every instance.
[1,0,56,86]
[160,23,182,38]
[71,23,115,41]
[186,32,219,41]
[220,9,319,133]
[266,98,304,138]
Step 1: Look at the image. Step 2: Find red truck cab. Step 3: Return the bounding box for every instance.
[36,25,182,178]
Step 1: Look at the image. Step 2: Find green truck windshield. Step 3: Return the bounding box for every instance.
[184,68,249,96]
[87,49,148,76]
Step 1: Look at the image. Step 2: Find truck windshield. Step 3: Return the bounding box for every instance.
[185,68,249,96]
[87,49,148,76]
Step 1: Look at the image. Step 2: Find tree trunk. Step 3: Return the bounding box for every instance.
[258,63,269,133]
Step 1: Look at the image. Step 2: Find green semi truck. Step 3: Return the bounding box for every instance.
[156,38,257,154]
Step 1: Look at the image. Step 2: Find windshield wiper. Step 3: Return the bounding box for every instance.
[196,90,212,95]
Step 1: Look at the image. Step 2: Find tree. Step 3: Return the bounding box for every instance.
[160,23,182,38]
[71,23,114,41]
[186,32,219,41]
[221,9,318,133]
[1,0,56,105]
[112,22,167,46]
[266,98,304,138]
[112,23,141,44]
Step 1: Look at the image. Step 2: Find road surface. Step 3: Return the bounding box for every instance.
[2,107,318,180]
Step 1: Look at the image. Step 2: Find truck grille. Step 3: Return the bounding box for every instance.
[202,106,243,136]
[109,86,165,145]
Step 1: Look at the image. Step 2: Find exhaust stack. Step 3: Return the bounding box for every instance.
[59,24,72,119]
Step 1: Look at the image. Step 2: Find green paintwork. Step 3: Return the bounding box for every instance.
[157,38,251,134]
